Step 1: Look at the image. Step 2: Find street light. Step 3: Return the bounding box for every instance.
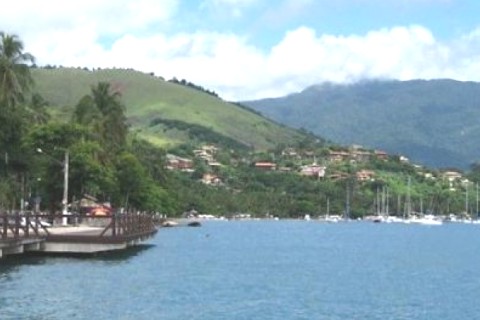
[37,148,69,226]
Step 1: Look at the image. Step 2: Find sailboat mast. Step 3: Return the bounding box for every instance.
[407,176,411,218]
[386,187,389,216]
[397,194,401,217]
[476,183,479,219]
[326,197,330,217]
[466,184,469,215]
[382,186,386,216]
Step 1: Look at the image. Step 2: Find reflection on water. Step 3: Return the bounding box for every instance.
[87,243,155,262]
[0,255,48,275]
[0,244,155,273]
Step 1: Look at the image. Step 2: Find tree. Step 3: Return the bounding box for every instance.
[115,152,150,211]
[72,95,100,126]
[91,82,128,151]
[27,93,51,125]
[0,33,36,210]
[26,123,96,211]
[0,32,35,108]
[73,82,128,153]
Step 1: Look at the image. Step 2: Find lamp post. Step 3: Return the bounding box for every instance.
[37,148,69,226]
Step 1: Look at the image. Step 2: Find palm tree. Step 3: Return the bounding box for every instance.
[0,32,35,108]
[0,33,36,210]
[73,82,128,152]
[28,93,51,125]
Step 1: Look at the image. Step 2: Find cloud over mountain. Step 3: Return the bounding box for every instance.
[2,0,480,100]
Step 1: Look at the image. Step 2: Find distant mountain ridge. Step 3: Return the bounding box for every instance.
[243,79,480,169]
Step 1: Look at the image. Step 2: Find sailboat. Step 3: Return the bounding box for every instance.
[322,197,340,223]
[473,183,480,224]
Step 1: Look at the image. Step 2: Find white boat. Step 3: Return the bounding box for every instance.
[409,214,442,225]
[322,215,342,223]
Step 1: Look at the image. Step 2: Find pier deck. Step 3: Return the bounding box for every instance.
[0,212,157,258]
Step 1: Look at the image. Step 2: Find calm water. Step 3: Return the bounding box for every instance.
[1,220,480,320]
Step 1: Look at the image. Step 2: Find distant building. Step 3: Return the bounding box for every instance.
[282,148,298,157]
[399,155,409,163]
[328,150,350,162]
[441,170,464,190]
[374,150,388,160]
[208,161,222,168]
[254,162,277,170]
[351,150,371,162]
[299,164,326,178]
[442,170,463,182]
[193,144,219,162]
[201,173,222,186]
[166,154,194,171]
[422,172,435,180]
[356,170,375,182]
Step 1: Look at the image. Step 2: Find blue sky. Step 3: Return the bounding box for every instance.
[2,0,480,100]
[185,1,478,47]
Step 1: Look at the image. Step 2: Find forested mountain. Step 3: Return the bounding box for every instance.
[243,80,480,169]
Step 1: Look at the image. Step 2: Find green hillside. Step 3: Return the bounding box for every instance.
[244,80,480,169]
[32,67,303,150]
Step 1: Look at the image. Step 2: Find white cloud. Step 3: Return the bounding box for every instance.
[1,0,178,42]
[2,1,480,101]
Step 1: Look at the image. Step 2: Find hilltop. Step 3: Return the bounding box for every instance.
[243,79,480,169]
[31,67,304,150]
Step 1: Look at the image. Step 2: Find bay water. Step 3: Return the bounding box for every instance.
[1,220,480,319]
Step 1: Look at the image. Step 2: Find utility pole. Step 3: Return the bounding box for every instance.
[37,148,69,225]
[62,150,69,225]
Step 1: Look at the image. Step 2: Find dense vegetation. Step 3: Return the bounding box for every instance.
[1,32,479,219]
[243,80,480,169]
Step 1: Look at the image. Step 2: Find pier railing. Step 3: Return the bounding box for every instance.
[1,212,157,243]
[0,212,49,240]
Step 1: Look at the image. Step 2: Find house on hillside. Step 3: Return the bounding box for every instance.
[356,170,376,182]
[166,154,194,171]
[193,144,219,163]
[282,147,299,158]
[328,150,350,163]
[442,170,463,182]
[441,170,464,190]
[374,150,389,160]
[399,155,409,163]
[208,161,222,169]
[201,173,222,186]
[299,164,326,179]
[351,150,372,162]
[254,162,277,170]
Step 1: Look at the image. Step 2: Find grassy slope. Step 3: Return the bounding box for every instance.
[32,68,302,149]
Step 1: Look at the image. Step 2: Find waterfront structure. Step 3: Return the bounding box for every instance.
[0,212,157,258]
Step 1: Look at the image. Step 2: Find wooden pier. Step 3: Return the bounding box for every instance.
[0,212,157,258]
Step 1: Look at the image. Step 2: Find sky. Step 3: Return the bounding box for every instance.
[2,0,480,101]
